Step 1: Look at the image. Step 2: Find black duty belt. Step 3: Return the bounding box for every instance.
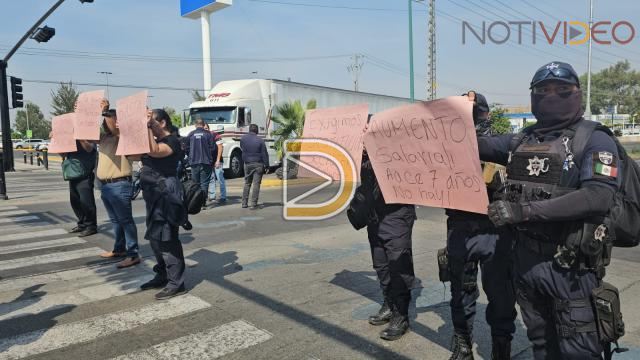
[100,176,132,185]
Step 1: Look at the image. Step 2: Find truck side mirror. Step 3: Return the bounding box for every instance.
[245,108,252,125]
[238,107,245,128]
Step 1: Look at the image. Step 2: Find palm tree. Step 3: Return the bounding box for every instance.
[271,99,316,179]
[271,99,316,159]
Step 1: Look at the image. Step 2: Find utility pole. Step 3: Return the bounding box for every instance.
[97,71,112,99]
[585,0,594,120]
[347,54,364,92]
[427,0,437,101]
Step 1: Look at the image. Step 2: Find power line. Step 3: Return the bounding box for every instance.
[0,46,352,64]
[22,79,203,92]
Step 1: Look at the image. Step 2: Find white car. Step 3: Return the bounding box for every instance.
[14,139,45,149]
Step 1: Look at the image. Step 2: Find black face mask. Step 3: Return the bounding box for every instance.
[531,89,584,135]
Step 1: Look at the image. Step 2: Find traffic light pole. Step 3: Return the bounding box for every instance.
[0,0,67,177]
[0,61,10,198]
[0,61,14,174]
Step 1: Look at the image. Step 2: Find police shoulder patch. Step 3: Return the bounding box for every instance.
[599,151,613,165]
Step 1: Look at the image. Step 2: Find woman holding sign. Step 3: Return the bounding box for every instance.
[138,109,188,300]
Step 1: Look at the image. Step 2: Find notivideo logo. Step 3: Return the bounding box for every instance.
[282,139,357,221]
[462,20,635,45]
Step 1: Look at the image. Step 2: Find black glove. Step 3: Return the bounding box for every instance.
[487,200,525,226]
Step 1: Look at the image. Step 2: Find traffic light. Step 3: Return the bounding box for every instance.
[10,77,23,108]
[30,26,55,43]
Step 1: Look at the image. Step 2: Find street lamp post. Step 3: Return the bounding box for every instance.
[408,0,415,102]
[585,0,594,120]
[97,71,112,99]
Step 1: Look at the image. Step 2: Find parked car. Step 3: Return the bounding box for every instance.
[35,141,50,151]
[14,139,45,149]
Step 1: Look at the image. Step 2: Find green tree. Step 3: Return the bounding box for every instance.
[191,90,205,102]
[50,82,80,116]
[271,99,317,159]
[579,60,640,115]
[14,102,51,139]
[163,107,183,128]
[489,106,512,134]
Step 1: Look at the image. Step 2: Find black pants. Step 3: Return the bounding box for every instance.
[150,239,185,290]
[514,237,602,360]
[446,217,517,338]
[242,162,264,206]
[69,174,97,230]
[367,206,416,316]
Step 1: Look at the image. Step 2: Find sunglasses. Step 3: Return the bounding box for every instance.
[531,67,578,88]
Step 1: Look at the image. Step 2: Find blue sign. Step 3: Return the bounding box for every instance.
[181,0,214,16]
[181,0,231,17]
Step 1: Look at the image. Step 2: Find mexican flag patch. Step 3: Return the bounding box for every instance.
[592,151,618,178]
[594,162,618,177]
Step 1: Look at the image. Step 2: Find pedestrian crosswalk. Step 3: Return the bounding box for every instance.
[0,212,273,359]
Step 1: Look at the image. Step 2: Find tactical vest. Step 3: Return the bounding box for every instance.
[502,128,611,274]
[504,131,581,242]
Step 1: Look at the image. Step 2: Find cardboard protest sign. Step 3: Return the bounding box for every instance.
[74,90,105,140]
[363,97,488,214]
[115,91,150,155]
[299,104,369,180]
[48,113,77,154]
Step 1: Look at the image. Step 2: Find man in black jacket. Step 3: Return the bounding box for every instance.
[361,151,417,341]
[240,124,269,209]
[445,92,516,360]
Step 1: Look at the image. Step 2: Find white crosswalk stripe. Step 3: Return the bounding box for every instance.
[0,295,211,360]
[0,210,29,217]
[112,320,273,360]
[0,229,67,243]
[0,237,86,255]
[0,220,276,360]
[0,247,103,271]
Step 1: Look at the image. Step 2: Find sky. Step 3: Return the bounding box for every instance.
[0,0,639,119]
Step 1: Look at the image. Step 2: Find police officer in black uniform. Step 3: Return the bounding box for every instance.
[479,61,620,359]
[445,91,516,360]
[362,151,417,341]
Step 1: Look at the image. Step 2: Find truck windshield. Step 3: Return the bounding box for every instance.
[190,107,236,125]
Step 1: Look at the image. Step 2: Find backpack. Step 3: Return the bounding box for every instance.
[182,179,206,215]
[570,120,640,247]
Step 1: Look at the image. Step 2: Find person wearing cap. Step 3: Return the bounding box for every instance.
[443,91,516,360]
[478,62,620,358]
[96,99,140,268]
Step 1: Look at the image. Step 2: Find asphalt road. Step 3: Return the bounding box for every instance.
[0,164,639,359]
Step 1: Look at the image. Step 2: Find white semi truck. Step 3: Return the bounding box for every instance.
[180,79,412,178]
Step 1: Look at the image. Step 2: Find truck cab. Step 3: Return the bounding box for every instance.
[180,80,278,178]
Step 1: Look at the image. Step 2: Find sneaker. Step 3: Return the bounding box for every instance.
[69,226,85,234]
[155,285,187,300]
[116,257,141,269]
[78,228,97,237]
[100,251,126,259]
[249,204,263,210]
[140,276,168,291]
[241,204,248,209]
